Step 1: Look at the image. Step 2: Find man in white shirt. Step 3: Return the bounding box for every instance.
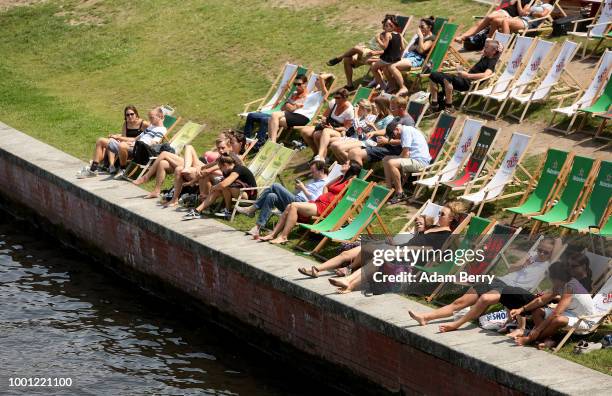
[383,125,431,204]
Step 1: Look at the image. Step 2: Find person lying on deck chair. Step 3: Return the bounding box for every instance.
[455,0,532,43]
[244,74,308,151]
[330,96,394,162]
[235,160,328,239]
[408,237,559,335]
[326,15,396,91]
[182,154,256,221]
[428,39,502,113]
[258,161,363,245]
[78,105,149,178]
[297,212,435,278]
[299,88,354,162]
[328,201,464,294]
[383,125,431,205]
[346,96,414,166]
[388,16,436,96]
[502,0,554,34]
[266,73,332,145]
[166,137,242,208]
[513,259,598,350]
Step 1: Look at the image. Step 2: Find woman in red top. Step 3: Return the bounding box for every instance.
[259,161,363,244]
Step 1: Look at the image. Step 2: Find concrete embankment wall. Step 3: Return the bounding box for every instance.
[1,122,610,395]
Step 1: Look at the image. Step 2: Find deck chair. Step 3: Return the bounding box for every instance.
[387,14,414,36]
[589,198,612,237]
[121,122,186,181]
[162,114,181,133]
[568,0,612,58]
[416,216,495,277]
[553,274,612,353]
[407,99,429,127]
[460,132,533,216]
[441,125,499,195]
[519,0,563,36]
[429,223,521,301]
[507,40,581,123]
[294,178,372,252]
[241,63,302,116]
[410,112,458,177]
[351,86,372,105]
[529,156,598,237]
[577,76,612,133]
[462,36,535,111]
[230,144,295,221]
[412,118,482,202]
[408,22,461,91]
[594,108,612,140]
[561,160,612,233]
[310,185,394,255]
[393,200,445,245]
[473,0,519,19]
[547,49,612,134]
[505,148,572,224]
[245,140,278,178]
[585,250,612,291]
[482,38,555,119]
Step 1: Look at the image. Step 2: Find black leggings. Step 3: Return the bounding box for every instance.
[430,72,471,104]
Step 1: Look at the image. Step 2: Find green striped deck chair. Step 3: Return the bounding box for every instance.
[529,156,597,236]
[295,179,372,251]
[351,86,372,105]
[561,160,612,233]
[230,145,295,221]
[409,22,459,90]
[506,149,572,223]
[311,185,394,254]
[162,114,180,133]
[414,215,493,275]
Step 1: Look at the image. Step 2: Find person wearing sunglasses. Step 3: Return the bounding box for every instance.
[243,74,308,151]
[78,105,149,177]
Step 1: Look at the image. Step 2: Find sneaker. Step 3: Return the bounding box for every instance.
[182,209,202,220]
[114,169,126,179]
[235,205,256,217]
[76,167,97,179]
[389,192,408,205]
[214,208,232,220]
[108,165,117,175]
[312,154,322,162]
[326,57,342,67]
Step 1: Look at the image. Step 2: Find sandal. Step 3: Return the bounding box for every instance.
[298,266,319,278]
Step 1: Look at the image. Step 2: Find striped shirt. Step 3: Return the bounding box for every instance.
[136,125,167,145]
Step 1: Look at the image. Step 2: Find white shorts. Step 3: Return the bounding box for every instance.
[107,139,133,155]
[543,307,596,332]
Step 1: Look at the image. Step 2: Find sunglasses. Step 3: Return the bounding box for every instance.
[126,112,136,116]
[294,82,303,86]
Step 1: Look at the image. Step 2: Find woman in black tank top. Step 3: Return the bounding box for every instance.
[370,16,405,91]
[123,105,148,138]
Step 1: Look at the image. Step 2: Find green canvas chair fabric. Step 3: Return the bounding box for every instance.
[562,160,612,232]
[319,185,391,242]
[531,156,596,224]
[418,22,457,73]
[247,141,278,178]
[163,114,179,130]
[593,216,612,236]
[414,216,492,274]
[579,77,612,115]
[358,168,370,179]
[351,86,372,105]
[432,17,448,36]
[299,178,370,233]
[167,121,205,155]
[444,126,498,189]
[506,149,570,216]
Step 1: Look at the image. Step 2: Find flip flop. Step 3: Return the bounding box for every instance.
[298,266,319,278]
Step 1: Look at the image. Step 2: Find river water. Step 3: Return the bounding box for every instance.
[0,212,327,395]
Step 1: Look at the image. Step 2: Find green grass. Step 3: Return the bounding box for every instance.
[1,0,609,374]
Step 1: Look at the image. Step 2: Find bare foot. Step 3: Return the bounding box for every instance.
[335,267,350,277]
[514,335,531,346]
[507,328,524,338]
[144,192,159,199]
[439,322,460,333]
[454,36,464,44]
[329,277,349,288]
[396,87,409,97]
[408,310,428,326]
[247,225,260,238]
[537,339,557,350]
[133,177,148,185]
[258,234,275,242]
[269,237,288,245]
[336,287,352,294]
[163,201,178,208]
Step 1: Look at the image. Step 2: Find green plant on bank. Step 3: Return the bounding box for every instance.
[1,0,610,374]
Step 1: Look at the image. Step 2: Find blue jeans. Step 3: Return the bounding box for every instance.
[255,183,306,227]
[244,112,270,149]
